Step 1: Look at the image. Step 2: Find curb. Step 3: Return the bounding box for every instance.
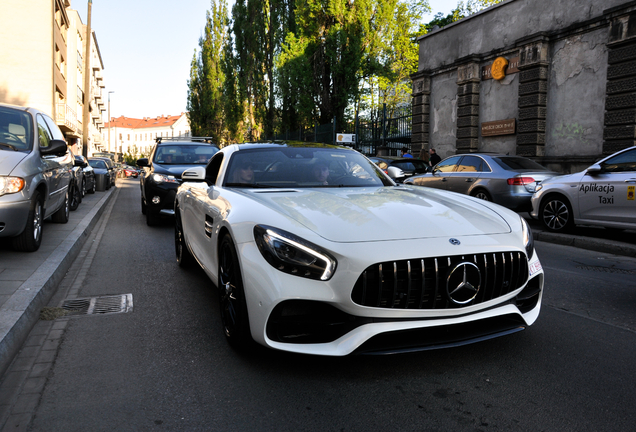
[0,188,115,378]
[533,230,636,258]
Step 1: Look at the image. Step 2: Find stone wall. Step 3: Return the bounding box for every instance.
[411,0,636,173]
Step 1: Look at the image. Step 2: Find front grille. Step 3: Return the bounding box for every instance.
[351,251,528,310]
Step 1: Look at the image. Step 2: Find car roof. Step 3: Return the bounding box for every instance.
[228,141,355,151]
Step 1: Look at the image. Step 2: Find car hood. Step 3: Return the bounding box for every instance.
[0,151,28,175]
[244,186,512,242]
[153,163,200,178]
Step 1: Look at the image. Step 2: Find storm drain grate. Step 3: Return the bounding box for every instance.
[575,265,636,275]
[61,294,133,316]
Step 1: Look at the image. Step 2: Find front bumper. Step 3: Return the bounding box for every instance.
[238,235,544,356]
[0,194,31,237]
[144,180,180,215]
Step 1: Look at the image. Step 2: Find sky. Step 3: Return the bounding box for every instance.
[74,0,457,121]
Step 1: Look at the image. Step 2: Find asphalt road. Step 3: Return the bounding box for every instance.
[16,179,636,431]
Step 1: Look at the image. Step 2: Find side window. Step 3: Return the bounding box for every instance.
[206,152,224,185]
[42,114,65,141]
[36,115,53,148]
[435,156,461,173]
[456,156,483,173]
[602,149,636,173]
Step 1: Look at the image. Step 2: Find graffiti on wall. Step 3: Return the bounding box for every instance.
[552,122,591,145]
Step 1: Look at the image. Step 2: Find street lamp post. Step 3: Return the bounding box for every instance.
[108,91,114,153]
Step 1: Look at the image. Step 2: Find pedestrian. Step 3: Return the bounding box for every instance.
[428,148,441,167]
[402,147,413,158]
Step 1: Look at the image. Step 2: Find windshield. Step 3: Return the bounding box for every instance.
[153,144,219,165]
[88,159,107,169]
[493,156,550,171]
[224,147,392,188]
[0,107,33,152]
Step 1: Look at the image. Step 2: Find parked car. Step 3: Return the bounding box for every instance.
[368,156,430,182]
[173,142,544,356]
[91,157,118,186]
[75,154,96,194]
[123,165,138,178]
[0,103,72,251]
[67,149,85,211]
[137,136,219,226]
[87,158,111,190]
[531,146,636,232]
[404,153,559,212]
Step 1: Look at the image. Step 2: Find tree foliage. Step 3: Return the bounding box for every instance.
[190,0,505,143]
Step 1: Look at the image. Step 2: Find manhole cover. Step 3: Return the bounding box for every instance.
[61,294,133,316]
[575,265,636,275]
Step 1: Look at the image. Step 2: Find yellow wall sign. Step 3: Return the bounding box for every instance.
[491,57,509,80]
[628,186,635,201]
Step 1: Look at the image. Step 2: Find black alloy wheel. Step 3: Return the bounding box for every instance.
[80,178,86,198]
[51,190,70,223]
[540,195,574,232]
[218,234,253,349]
[69,182,81,211]
[12,192,43,252]
[88,177,96,194]
[141,196,147,215]
[174,206,194,267]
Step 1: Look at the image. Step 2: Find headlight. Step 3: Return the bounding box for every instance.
[521,217,534,260]
[0,176,25,196]
[254,225,337,281]
[151,173,178,183]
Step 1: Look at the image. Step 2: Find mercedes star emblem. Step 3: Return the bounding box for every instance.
[446,262,481,305]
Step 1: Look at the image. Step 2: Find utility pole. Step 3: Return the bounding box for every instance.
[81,0,92,158]
[108,91,114,153]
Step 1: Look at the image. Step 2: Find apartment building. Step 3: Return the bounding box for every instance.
[104,114,191,157]
[0,0,106,155]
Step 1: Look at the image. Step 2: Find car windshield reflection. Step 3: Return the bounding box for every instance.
[224,147,392,188]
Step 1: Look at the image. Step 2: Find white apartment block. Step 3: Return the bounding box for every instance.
[0,0,106,156]
[104,114,191,157]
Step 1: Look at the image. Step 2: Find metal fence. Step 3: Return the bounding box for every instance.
[264,104,412,157]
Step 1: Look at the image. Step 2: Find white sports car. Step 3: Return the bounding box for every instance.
[175,143,544,356]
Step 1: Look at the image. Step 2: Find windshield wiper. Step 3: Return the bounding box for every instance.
[0,143,18,151]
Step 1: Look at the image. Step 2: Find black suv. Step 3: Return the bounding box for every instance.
[137,137,219,226]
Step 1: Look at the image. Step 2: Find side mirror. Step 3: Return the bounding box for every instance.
[181,166,207,182]
[40,139,67,157]
[586,163,602,175]
[137,158,149,167]
[387,166,406,182]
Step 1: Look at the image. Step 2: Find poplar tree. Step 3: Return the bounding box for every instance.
[187,0,228,143]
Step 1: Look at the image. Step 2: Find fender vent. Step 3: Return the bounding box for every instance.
[61,294,133,316]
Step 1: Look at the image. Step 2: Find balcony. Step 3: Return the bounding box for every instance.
[56,103,77,134]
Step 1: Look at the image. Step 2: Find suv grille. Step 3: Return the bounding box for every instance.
[351,251,528,310]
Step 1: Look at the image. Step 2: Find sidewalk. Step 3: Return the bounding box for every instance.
[0,186,116,377]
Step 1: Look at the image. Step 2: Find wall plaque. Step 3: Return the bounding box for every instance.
[481,118,516,136]
[481,56,520,80]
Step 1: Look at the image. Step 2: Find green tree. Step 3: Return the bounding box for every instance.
[187,0,229,144]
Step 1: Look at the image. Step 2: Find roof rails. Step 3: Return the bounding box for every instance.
[155,136,216,144]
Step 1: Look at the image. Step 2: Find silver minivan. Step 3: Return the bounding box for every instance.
[0,103,73,251]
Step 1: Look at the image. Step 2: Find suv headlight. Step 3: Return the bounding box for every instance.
[521,217,534,260]
[0,176,25,196]
[151,173,178,183]
[254,225,337,281]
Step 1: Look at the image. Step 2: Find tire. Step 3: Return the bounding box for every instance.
[471,189,492,201]
[12,192,44,252]
[80,178,86,199]
[218,234,253,350]
[51,190,70,223]
[88,177,96,194]
[69,182,81,211]
[540,195,574,232]
[141,196,147,215]
[146,209,160,226]
[175,206,194,267]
